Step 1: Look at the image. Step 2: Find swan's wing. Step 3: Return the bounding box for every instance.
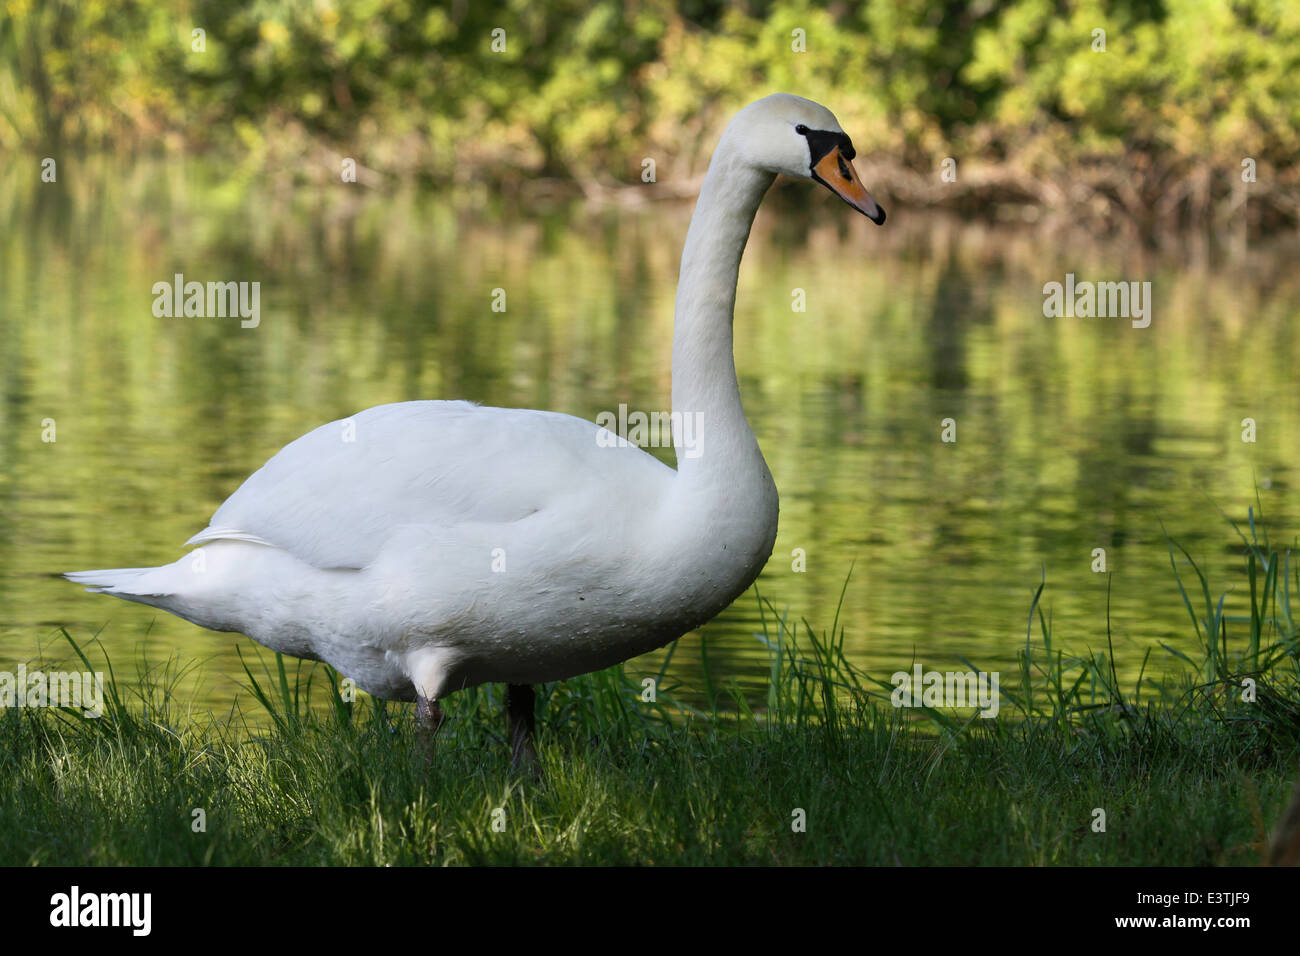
[189,401,672,569]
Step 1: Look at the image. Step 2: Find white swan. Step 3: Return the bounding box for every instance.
[66,93,884,759]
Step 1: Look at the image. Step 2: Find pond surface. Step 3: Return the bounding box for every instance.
[3,159,1299,713]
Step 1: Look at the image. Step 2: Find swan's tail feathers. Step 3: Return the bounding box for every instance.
[64,560,243,633]
[62,566,172,605]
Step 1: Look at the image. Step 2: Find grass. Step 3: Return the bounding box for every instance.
[2,514,1298,865]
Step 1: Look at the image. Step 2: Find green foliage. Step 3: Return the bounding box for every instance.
[3,1,1298,224]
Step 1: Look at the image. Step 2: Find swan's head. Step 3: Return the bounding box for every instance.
[726,93,885,225]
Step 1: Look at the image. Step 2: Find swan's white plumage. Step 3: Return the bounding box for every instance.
[191,401,672,569]
[65,93,880,708]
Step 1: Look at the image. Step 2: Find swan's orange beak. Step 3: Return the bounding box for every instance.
[813,147,885,225]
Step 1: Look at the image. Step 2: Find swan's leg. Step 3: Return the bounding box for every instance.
[408,647,455,759]
[415,694,445,762]
[506,684,538,771]
[415,694,445,733]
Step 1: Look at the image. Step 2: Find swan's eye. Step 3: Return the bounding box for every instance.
[795,124,809,135]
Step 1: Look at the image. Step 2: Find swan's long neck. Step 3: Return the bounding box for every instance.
[670,142,776,493]
[660,133,780,618]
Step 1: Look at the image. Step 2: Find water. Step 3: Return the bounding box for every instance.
[3,159,1299,712]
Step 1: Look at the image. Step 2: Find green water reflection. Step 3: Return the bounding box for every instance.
[3,159,1298,712]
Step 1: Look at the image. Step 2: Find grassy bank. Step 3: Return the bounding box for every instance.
[3,517,1299,866]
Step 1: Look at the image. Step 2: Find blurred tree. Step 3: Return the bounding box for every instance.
[1,0,1295,227]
